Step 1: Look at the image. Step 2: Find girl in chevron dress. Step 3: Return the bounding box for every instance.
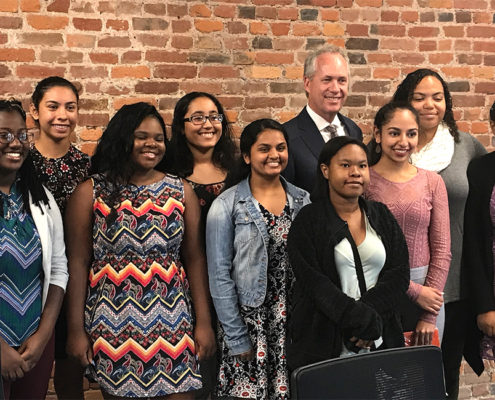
[65,102,215,399]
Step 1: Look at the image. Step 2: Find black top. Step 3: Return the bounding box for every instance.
[282,108,363,193]
[31,145,90,215]
[287,197,409,370]
[185,179,225,228]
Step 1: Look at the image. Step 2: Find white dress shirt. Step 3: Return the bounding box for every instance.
[306,105,346,142]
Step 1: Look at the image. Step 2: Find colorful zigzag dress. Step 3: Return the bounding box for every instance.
[85,174,202,397]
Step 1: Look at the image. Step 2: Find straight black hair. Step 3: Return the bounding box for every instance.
[368,102,419,166]
[311,136,369,202]
[224,118,289,189]
[31,76,79,112]
[168,92,236,178]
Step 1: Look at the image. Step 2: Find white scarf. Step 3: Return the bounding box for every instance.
[410,123,455,173]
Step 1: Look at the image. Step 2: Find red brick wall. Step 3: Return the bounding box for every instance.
[2,1,495,398]
[1,0,494,154]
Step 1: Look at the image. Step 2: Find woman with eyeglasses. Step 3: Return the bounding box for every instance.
[167,92,236,399]
[168,92,236,227]
[29,76,90,399]
[0,99,68,399]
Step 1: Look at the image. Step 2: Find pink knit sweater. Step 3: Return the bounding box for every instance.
[366,167,451,324]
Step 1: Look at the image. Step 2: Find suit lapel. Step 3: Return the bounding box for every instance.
[337,113,349,135]
[296,108,325,159]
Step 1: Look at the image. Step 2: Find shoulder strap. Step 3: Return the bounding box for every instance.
[345,230,367,297]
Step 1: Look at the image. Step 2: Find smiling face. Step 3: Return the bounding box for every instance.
[30,86,78,143]
[243,129,288,181]
[130,116,166,173]
[320,144,369,201]
[410,76,446,134]
[0,111,29,182]
[304,52,349,122]
[375,108,419,165]
[183,96,223,153]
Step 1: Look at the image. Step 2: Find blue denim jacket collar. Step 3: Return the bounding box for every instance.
[206,175,310,355]
[234,175,308,215]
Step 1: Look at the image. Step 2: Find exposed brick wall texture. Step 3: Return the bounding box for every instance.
[1,0,494,155]
[2,1,495,398]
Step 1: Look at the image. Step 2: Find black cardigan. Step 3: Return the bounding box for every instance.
[287,197,410,370]
[462,151,495,376]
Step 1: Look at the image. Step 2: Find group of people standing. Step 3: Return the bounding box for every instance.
[1,45,494,400]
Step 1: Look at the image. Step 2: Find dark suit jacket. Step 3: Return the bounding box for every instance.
[462,151,495,376]
[282,107,363,193]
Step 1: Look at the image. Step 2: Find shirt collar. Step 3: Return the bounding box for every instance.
[306,105,343,129]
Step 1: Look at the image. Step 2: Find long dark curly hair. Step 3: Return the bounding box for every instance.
[0,99,49,217]
[90,102,168,183]
[392,68,459,142]
[168,92,236,178]
[89,102,168,225]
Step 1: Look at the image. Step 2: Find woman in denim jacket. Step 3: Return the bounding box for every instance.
[206,119,310,399]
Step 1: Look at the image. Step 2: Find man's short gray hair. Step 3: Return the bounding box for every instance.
[303,46,348,79]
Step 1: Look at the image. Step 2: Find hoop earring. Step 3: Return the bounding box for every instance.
[375,143,381,154]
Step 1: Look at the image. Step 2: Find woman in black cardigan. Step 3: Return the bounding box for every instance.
[287,136,410,370]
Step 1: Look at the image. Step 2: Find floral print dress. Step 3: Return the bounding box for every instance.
[30,145,90,214]
[185,179,224,226]
[216,202,293,399]
[31,144,90,358]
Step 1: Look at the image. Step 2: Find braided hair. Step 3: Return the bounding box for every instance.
[0,99,49,217]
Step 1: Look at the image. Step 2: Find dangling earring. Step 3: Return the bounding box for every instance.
[375,143,381,154]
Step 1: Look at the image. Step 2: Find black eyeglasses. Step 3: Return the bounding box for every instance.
[183,114,224,125]
[0,129,33,144]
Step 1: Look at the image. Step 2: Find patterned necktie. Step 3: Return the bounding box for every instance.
[325,124,338,141]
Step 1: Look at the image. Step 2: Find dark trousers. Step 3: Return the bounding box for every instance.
[53,300,85,399]
[441,300,469,400]
[2,334,54,400]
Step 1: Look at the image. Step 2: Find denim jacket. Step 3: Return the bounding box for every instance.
[206,176,310,355]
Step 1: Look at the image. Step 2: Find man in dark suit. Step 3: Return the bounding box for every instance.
[283,46,363,192]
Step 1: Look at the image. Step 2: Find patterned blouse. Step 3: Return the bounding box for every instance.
[0,183,43,346]
[31,145,90,215]
[185,179,225,228]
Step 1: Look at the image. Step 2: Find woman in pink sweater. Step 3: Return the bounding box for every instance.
[366,102,451,346]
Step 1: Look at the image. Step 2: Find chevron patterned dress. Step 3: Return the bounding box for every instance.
[85,174,201,397]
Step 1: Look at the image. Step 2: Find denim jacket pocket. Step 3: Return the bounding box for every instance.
[233,213,257,243]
